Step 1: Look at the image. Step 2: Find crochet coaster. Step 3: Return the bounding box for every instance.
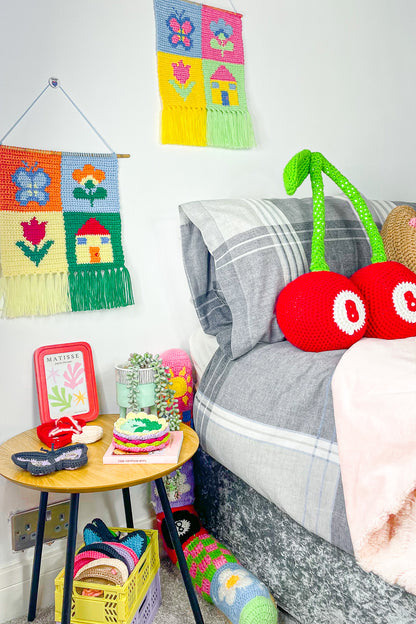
[153,0,255,149]
[0,145,134,318]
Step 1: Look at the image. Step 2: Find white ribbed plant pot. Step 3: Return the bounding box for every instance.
[115,365,156,417]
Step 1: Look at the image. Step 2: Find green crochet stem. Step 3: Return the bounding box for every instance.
[309,152,328,272]
[283,149,387,272]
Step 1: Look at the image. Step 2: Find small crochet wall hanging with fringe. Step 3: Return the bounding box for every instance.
[0,145,134,318]
[153,0,255,149]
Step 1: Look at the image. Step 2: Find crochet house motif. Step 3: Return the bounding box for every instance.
[154,0,255,148]
[0,145,134,318]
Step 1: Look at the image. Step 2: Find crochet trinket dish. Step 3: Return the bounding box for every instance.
[11,443,88,476]
[37,415,103,449]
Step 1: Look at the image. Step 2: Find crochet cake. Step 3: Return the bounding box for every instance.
[112,412,170,454]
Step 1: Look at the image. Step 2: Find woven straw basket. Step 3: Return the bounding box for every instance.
[381,205,416,273]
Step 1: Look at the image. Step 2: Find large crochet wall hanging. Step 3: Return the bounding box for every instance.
[153,0,255,149]
[0,79,134,319]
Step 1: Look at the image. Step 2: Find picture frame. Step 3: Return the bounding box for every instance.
[34,341,99,424]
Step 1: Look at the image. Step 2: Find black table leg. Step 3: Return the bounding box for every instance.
[28,491,48,621]
[155,478,205,624]
[61,493,79,624]
[122,487,134,528]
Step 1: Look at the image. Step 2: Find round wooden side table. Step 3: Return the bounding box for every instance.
[0,414,204,624]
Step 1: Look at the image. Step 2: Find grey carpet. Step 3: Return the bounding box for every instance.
[4,557,296,624]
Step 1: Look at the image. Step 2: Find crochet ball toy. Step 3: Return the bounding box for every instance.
[276,149,416,351]
[152,349,278,624]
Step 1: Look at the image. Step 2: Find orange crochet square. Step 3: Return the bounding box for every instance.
[0,146,62,212]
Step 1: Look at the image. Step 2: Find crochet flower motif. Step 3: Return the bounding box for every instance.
[209,18,234,57]
[12,161,51,206]
[169,60,195,101]
[217,567,253,605]
[72,164,107,207]
[16,216,54,266]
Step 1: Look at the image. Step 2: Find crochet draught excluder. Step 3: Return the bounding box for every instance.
[276,150,416,350]
[0,145,134,318]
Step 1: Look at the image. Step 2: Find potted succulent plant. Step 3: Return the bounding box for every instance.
[115,352,181,430]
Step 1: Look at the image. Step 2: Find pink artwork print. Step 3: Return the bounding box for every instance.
[201,5,244,64]
[64,362,85,389]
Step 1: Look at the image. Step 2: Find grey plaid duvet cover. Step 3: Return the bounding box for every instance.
[193,340,353,553]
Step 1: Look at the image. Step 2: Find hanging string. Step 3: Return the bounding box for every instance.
[58,84,115,153]
[0,79,116,154]
[0,84,50,145]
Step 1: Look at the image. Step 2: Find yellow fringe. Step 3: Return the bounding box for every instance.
[0,273,71,318]
[161,106,207,147]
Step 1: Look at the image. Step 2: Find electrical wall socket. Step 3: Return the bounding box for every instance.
[11,500,70,551]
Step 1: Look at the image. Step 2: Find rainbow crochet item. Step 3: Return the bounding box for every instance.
[0,145,134,318]
[153,0,255,149]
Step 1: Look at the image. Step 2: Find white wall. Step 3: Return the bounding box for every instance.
[0,0,415,619]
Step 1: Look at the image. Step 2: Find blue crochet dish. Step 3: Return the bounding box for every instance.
[11,443,88,476]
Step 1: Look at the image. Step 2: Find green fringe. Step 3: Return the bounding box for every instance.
[68,266,134,312]
[207,107,255,149]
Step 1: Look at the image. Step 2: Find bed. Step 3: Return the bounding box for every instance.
[179,194,416,624]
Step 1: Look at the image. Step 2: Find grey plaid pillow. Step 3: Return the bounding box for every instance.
[180,195,403,359]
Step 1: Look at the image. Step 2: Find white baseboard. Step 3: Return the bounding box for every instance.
[0,513,154,623]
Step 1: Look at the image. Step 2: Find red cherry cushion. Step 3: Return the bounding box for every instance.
[350,261,416,339]
[275,271,368,352]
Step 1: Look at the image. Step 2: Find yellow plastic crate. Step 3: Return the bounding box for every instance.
[55,528,159,624]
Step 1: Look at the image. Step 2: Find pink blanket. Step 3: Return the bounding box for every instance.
[332,337,416,593]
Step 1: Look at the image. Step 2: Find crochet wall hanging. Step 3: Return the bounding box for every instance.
[153,0,255,149]
[0,78,134,318]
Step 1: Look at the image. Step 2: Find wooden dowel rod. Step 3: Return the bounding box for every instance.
[116,154,130,158]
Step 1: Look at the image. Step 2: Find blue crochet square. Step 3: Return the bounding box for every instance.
[154,0,202,58]
[60,153,120,213]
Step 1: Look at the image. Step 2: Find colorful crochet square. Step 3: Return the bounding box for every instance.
[0,145,134,318]
[154,0,255,149]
